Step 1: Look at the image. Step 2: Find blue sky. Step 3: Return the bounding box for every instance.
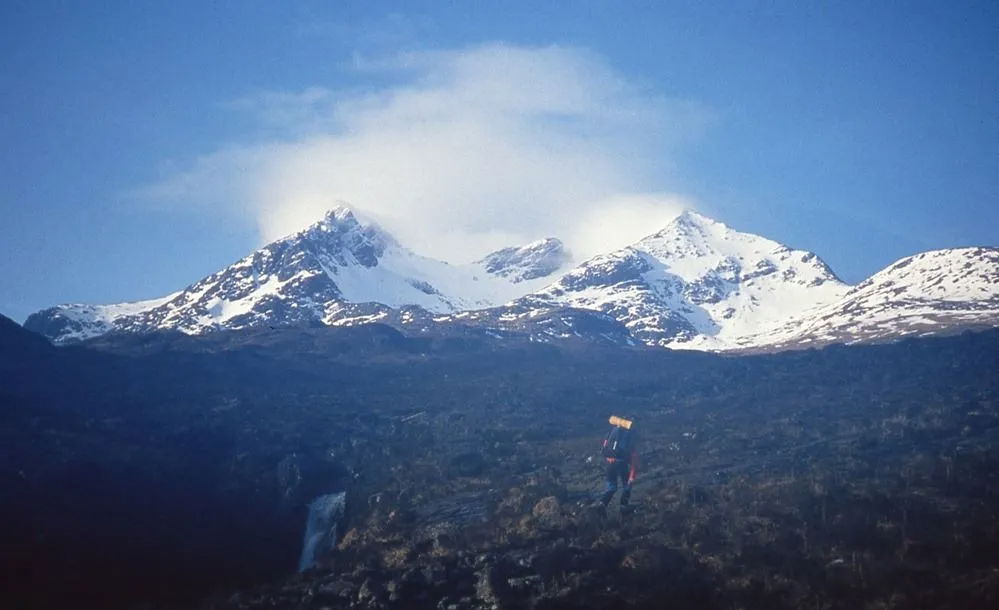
[2,1,997,322]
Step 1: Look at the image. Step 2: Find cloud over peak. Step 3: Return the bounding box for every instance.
[139,43,709,261]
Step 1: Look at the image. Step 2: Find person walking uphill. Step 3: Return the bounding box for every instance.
[600,415,639,509]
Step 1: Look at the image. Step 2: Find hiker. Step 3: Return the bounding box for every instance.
[600,415,639,508]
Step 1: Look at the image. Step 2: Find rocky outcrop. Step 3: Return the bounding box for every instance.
[475,238,572,283]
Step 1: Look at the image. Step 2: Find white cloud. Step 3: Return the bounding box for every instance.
[571,194,694,258]
[138,43,709,262]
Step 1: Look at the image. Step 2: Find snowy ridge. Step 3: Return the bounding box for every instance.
[518,211,849,349]
[21,293,181,344]
[474,238,572,284]
[753,247,999,350]
[23,206,999,351]
[24,206,572,343]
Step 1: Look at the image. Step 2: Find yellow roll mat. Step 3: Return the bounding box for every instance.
[608,415,633,429]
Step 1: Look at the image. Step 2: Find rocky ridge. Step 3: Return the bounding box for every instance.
[475,237,571,283]
[519,211,850,349]
[24,207,574,344]
[753,246,999,350]
[23,207,999,351]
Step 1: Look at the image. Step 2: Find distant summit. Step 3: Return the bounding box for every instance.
[516,209,849,349]
[294,205,399,268]
[755,247,999,350]
[24,206,572,343]
[24,206,999,351]
[476,238,571,283]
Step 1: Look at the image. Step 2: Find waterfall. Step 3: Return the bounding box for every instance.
[297,491,346,572]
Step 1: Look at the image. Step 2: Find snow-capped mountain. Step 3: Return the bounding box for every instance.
[21,293,182,347]
[23,205,999,351]
[24,207,573,343]
[753,247,999,350]
[474,238,571,283]
[515,210,850,350]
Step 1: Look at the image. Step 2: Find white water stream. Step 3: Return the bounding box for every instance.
[298,491,346,572]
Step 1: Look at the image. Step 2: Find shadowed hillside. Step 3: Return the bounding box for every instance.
[2,321,998,609]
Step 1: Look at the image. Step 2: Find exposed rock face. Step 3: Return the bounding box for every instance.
[475,238,571,283]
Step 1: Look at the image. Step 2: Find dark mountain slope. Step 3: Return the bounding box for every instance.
[2,327,998,609]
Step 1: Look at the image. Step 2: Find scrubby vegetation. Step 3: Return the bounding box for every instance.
[2,322,998,608]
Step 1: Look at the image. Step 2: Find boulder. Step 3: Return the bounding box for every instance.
[531,496,567,531]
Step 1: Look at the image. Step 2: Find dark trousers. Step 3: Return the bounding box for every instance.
[601,459,632,507]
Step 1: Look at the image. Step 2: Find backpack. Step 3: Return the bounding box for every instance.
[602,425,633,459]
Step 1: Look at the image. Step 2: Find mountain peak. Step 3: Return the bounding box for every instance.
[519,237,566,255]
[287,204,398,256]
[23,201,998,352]
[856,246,999,300]
[282,203,380,236]
[312,204,364,232]
[527,208,851,350]
[477,237,571,283]
[674,209,723,227]
[659,209,730,238]
[627,210,730,250]
[633,209,742,259]
[324,204,356,221]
